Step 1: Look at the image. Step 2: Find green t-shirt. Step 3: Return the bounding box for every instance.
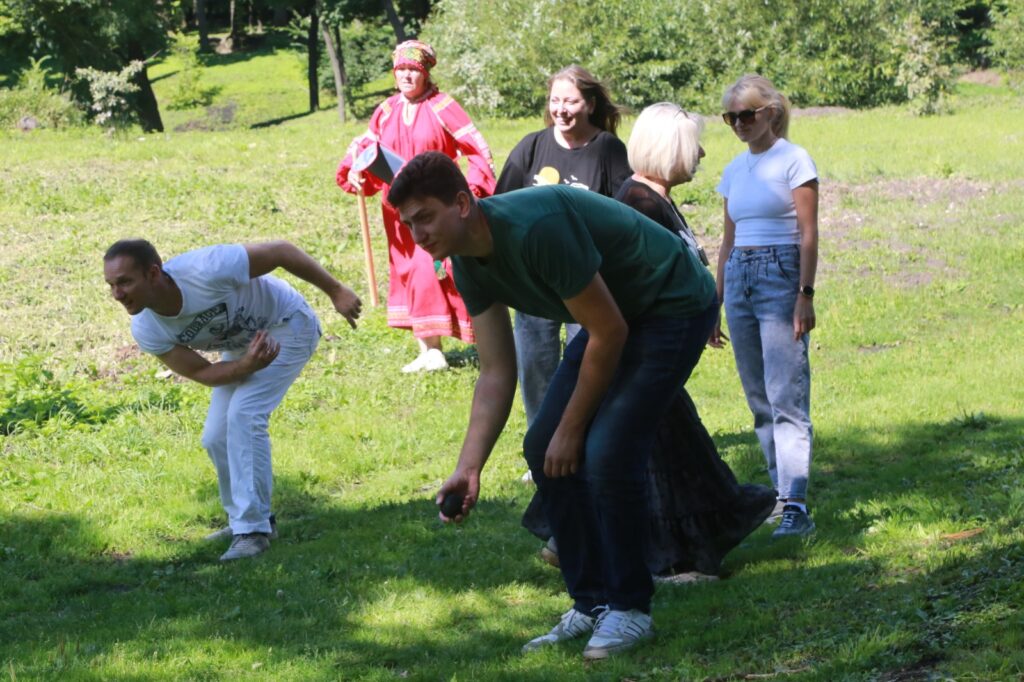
[453,185,715,321]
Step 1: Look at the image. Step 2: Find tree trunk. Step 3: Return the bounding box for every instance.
[229,0,240,46]
[273,4,289,26]
[196,0,210,52]
[381,0,406,42]
[322,22,346,122]
[307,9,320,112]
[126,44,164,132]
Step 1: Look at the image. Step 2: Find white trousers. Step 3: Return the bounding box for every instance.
[200,307,320,534]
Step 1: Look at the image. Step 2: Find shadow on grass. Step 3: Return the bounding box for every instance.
[1,414,1021,678]
[249,110,315,129]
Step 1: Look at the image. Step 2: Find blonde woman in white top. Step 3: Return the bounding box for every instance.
[713,74,819,537]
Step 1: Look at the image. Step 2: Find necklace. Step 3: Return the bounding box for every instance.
[746,149,767,171]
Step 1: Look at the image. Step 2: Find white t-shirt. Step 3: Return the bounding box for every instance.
[131,244,307,356]
[716,138,818,247]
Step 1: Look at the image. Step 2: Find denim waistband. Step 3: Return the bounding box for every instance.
[730,244,799,263]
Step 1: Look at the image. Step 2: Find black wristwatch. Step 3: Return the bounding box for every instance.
[800,284,815,298]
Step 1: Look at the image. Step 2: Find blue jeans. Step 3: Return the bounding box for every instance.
[514,311,580,425]
[522,304,717,614]
[724,245,812,500]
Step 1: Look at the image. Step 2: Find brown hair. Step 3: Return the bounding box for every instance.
[387,152,470,208]
[542,65,622,137]
[104,239,162,270]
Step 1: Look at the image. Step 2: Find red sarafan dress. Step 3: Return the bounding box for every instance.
[336,87,496,342]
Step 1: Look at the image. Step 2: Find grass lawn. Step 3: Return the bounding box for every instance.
[1,36,1023,680]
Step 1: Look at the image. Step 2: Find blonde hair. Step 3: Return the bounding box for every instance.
[722,74,791,140]
[627,103,705,184]
[542,65,623,137]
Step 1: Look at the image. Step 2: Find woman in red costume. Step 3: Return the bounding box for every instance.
[336,40,496,372]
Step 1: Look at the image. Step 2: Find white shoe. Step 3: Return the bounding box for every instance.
[582,609,654,660]
[219,533,270,561]
[520,469,534,483]
[204,515,277,542]
[402,349,448,373]
[522,607,600,652]
[420,348,448,371]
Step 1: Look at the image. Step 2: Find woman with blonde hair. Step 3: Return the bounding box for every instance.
[713,75,820,537]
[615,102,776,580]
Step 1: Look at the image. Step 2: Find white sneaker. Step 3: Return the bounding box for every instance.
[402,349,448,373]
[520,469,534,483]
[522,607,600,653]
[420,348,448,371]
[204,515,277,542]
[582,609,654,660]
[219,533,270,561]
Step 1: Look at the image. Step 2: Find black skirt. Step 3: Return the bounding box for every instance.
[521,388,776,576]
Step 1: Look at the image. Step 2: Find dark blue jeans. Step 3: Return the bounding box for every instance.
[522,303,717,614]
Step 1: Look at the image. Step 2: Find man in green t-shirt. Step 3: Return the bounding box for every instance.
[388,151,717,660]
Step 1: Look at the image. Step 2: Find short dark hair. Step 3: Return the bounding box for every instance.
[104,239,162,270]
[387,151,470,208]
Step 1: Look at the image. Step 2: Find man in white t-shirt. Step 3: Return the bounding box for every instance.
[103,239,361,561]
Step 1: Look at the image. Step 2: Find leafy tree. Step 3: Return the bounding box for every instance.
[422,0,972,117]
[0,0,177,131]
[987,0,1024,88]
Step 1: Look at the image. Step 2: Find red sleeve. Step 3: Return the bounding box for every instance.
[335,101,389,197]
[431,93,497,198]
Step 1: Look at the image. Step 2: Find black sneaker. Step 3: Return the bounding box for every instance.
[772,505,815,538]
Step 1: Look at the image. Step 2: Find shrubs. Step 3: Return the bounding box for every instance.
[987,0,1024,90]
[421,0,967,116]
[0,57,83,130]
[75,61,144,130]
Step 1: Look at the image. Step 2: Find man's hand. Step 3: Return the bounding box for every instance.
[241,330,280,372]
[435,466,481,523]
[544,423,584,478]
[348,169,364,189]
[331,284,362,329]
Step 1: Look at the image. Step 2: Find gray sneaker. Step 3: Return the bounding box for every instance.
[764,499,786,525]
[205,515,277,542]
[582,608,654,660]
[219,533,270,561]
[772,505,816,538]
[522,607,600,653]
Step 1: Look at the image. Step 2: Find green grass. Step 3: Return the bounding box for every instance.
[1,38,1023,680]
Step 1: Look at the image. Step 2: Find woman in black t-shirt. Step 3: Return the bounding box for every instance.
[495,66,630,566]
[496,64,631,427]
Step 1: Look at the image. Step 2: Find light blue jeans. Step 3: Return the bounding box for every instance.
[724,245,812,501]
[201,307,321,534]
[513,311,580,425]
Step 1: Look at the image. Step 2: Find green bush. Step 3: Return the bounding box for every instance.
[421,0,970,116]
[0,56,82,129]
[167,33,217,110]
[987,0,1024,89]
[75,61,143,130]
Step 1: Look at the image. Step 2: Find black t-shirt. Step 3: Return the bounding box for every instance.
[615,178,710,266]
[495,128,631,197]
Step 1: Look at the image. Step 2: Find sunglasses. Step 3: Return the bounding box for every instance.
[722,106,766,126]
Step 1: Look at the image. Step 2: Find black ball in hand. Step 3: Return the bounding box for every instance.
[439,494,464,519]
